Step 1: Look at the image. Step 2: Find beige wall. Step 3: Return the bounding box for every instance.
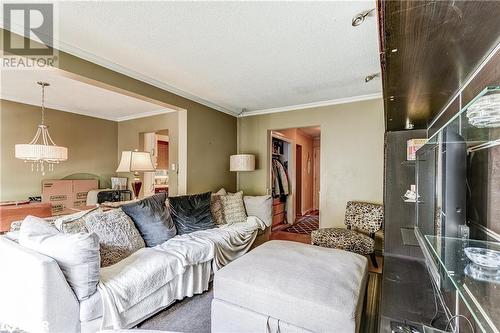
[0,99,118,201]
[117,112,179,196]
[2,30,238,195]
[238,98,385,228]
[56,48,237,194]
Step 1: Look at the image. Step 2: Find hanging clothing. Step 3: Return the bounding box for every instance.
[272,159,289,201]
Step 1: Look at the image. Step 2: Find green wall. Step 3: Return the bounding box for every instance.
[238,98,385,228]
[0,100,118,201]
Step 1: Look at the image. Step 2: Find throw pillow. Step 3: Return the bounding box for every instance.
[83,208,145,267]
[244,195,272,227]
[211,188,228,226]
[121,193,176,247]
[221,191,247,225]
[169,192,215,235]
[19,215,100,301]
[10,216,57,232]
[54,207,99,234]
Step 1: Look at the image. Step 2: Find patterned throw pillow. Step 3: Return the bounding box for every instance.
[10,216,58,232]
[211,188,227,225]
[83,208,145,267]
[54,207,99,234]
[220,191,247,225]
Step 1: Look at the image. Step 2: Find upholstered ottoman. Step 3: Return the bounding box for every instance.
[211,240,368,333]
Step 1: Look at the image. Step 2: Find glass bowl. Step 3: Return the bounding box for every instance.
[464,247,500,270]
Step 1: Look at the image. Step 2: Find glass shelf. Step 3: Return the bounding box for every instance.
[423,235,500,333]
[401,160,416,166]
[401,195,423,204]
[427,86,500,152]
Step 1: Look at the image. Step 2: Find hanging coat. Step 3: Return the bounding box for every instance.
[272,159,289,201]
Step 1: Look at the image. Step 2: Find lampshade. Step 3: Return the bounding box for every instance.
[230,154,255,172]
[116,151,155,172]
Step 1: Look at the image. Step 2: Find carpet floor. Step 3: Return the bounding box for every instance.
[138,286,213,333]
[137,273,381,333]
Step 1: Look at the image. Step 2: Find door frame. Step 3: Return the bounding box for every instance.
[313,146,320,211]
[296,144,303,216]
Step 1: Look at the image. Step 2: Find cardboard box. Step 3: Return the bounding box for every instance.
[407,139,427,160]
[42,180,98,215]
[73,180,98,208]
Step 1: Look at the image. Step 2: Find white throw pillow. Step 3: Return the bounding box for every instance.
[19,215,100,301]
[244,195,273,227]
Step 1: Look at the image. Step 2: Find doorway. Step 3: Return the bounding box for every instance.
[295,144,302,216]
[269,126,321,243]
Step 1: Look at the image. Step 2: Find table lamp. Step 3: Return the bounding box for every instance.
[230,154,255,171]
[116,150,155,198]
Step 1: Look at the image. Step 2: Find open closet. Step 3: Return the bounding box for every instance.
[270,127,321,236]
[272,134,292,227]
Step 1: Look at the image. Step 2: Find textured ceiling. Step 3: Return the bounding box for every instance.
[0,68,170,121]
[8,1,382,116]
[1,1,382,114]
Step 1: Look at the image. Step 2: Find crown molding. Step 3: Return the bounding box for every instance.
[1,95,174,122]
[239,93,382,117]
[115,108,177,122]
[56,40,240,117]
[3,28,383,120]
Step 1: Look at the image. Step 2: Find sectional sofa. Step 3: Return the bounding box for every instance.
[0,191,272,333]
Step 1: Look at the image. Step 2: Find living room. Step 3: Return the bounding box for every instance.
[1,1,499,333]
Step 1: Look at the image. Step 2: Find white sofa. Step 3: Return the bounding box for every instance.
[0,219,269,333]
[212,240,369,333]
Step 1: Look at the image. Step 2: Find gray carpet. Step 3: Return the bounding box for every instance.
[138,286,213,333]
[136,273,382,333]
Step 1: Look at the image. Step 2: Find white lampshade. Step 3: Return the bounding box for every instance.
[230,154,255,172]
[116,151,155,172]
[15,143,68,161]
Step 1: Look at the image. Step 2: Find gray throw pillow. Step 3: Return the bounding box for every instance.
[221,191,247,225]
[169,192,216,235]
[121,193,176,247]
[83,208,145,267]
[19,215,100,301]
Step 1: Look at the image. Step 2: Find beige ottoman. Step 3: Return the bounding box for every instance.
[211,240,368,333]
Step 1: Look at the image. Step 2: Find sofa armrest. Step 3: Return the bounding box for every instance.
[0,237,80,333]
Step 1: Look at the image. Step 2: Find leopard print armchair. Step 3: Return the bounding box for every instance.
[344,201,384,234]
[311,201,384,268]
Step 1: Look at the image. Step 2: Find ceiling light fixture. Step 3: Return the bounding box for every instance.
[352,8,375,27]
[15,82,68,175]
[391,48,398,53]
[365,73,380,83]
[466,92,500,128]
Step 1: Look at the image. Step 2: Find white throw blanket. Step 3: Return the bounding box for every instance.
[98,216,267,329]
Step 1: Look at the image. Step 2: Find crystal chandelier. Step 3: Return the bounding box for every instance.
[15,82,68,175]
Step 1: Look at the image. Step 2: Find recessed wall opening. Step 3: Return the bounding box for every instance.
[268,126,321,242]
